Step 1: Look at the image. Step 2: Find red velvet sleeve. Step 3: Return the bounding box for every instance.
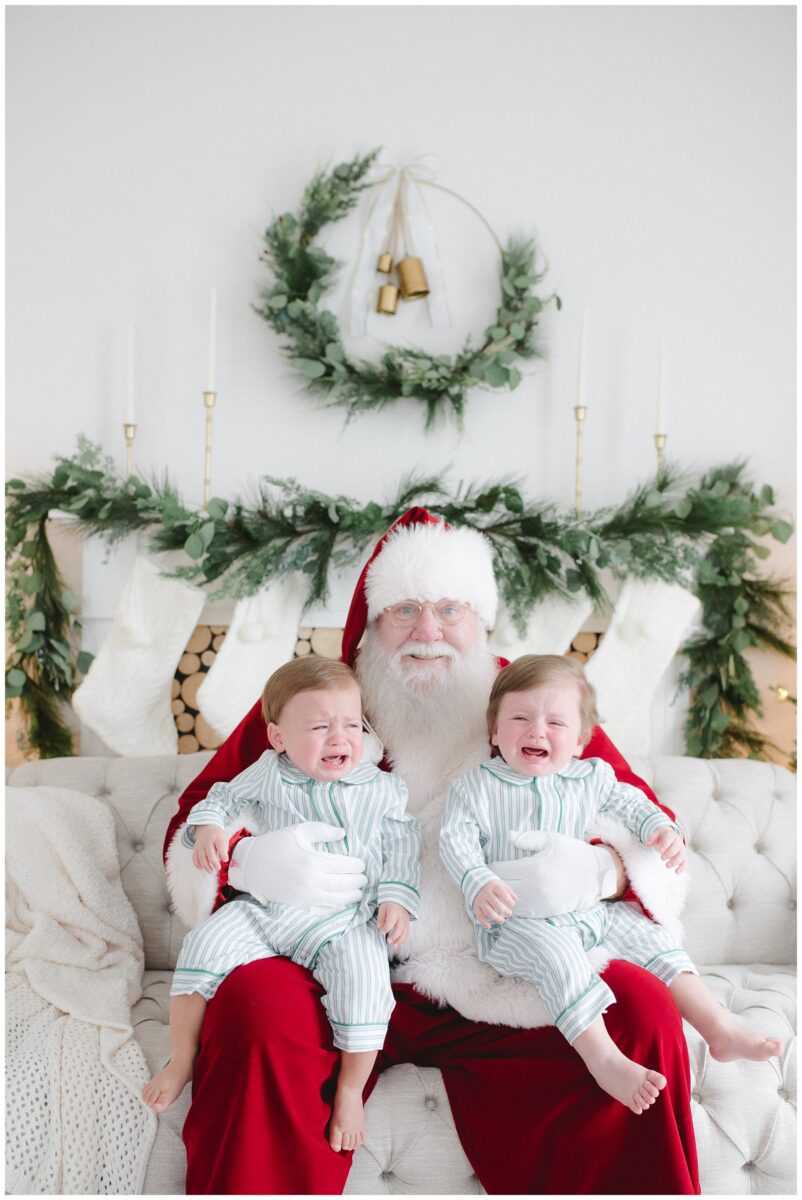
[162,698,271,863]
[580,724,676,823]
[581,724,676,906]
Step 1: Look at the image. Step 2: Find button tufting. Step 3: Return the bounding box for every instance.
[726,898,735,909]
[778,1088,789,1100]
[744,1161,754,1171]
[789,900,797,911]
[691,1091,701,1103]
[132,841,144,852]
[425,1097,437,1110]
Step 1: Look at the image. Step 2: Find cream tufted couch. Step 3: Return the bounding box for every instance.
[6,752,796,1194]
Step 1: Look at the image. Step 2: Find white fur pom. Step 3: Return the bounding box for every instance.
[366,522,498,629]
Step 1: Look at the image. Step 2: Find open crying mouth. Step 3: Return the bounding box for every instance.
[522,747,548,757]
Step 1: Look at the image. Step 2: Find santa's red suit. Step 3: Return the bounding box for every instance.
[164,509,700,1195]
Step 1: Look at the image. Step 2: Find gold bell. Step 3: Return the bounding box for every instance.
[376,251,393,273]
[396,256,429,301]
[377,283,399,315]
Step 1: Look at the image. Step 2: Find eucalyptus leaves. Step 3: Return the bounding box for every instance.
[5,439,794,762]
[255,149,558,428]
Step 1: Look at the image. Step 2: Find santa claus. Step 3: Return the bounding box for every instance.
[164,508,699,1195]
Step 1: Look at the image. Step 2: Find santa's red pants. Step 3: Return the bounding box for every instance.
[184,957,700,1195]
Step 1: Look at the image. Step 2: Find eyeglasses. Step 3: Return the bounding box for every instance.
[383,600,470,628]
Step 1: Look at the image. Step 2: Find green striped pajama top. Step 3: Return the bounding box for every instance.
[186,750,421,931]
[440,756,677,916]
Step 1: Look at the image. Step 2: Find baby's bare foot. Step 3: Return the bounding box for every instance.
[141,1055,194,1113]
[329,1083,366,1153]
[586,1047,667,1114]
[708,1027,783,1063]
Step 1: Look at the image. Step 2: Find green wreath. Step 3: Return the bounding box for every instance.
[255,149,559,429]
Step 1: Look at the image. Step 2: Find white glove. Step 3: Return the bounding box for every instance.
[227,822,368,914]
[489,831,619,917]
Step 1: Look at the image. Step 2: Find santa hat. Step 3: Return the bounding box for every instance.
[340,507,498,666]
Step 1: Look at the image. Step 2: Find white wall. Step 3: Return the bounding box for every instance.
[6,6,797,755]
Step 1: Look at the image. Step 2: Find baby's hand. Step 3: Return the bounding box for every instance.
[645,826,686,873]
[378,902,410,947]
[473,880,517,930]
[192,825,230,873]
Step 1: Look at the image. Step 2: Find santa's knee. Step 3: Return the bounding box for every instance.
[601,959,684,1051]
[205,957,331,1050]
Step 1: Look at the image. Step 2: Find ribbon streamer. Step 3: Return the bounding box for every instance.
[346,152,453,336]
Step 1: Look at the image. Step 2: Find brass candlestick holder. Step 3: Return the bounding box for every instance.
[654,433,667,472]
[123,423,137,477]
[203,391,217,505]
[574,405,587,515]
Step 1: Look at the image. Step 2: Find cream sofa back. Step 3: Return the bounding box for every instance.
[8,752,795,971]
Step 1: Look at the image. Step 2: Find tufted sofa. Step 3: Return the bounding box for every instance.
[6,752,796,1194]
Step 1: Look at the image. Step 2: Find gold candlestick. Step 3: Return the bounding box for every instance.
[574,405,587,515]
[654,433,667,472]
[203,391,217,505]
[123,423,137,477]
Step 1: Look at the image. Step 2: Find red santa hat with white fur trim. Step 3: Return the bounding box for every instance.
[340,507,498,666]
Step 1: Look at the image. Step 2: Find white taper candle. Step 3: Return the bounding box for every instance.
[206,287,217,392]
[576,307,588,407]
[125,325,135,424]
[656,339,666,434]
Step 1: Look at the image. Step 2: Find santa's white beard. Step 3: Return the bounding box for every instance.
[354,624,520,1014]
[355,625,497,810]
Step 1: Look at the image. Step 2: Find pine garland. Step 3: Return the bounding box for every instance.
[254,149,559,429]
[5,440,795,762]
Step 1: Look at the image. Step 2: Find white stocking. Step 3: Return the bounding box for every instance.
[489,593,593,661]
[585,579,701,758]
[196,574,307,739]
[72,557,206,755]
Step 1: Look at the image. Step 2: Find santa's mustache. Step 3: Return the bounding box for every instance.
[392,642,458,662]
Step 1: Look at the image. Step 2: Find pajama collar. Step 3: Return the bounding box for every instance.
[275,752,381,787]
[479,757,595,786]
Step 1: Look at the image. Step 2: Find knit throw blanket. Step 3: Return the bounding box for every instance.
[5,786,157,1194]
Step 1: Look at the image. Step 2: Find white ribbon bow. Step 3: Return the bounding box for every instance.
[345,150,451,337]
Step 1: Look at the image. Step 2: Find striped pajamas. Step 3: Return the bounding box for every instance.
[441,756,695,1044]
[174,750,420,1052]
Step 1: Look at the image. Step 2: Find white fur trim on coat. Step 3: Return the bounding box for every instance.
[590,812,689,943]
[366,523,498,629]
[165,814,263,930]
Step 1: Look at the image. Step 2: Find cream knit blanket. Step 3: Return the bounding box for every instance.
[5,786,157,1194]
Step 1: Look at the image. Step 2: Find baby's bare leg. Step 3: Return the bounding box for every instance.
[669,972,783,1061]
[573,1016,667,1114]
[141,993,207,1112]
[329,1050,378,1152]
